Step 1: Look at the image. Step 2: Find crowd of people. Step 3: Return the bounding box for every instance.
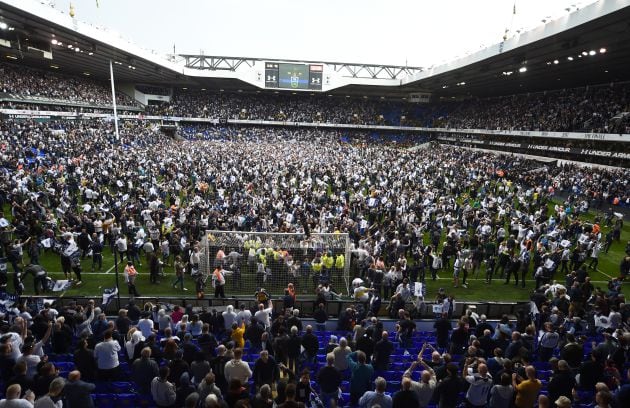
[0,62,139,108]
[0,278,625,407]
[430,85,630,134]
[143,84,630,133]
[2,61,629,134]
[0,60,627,406]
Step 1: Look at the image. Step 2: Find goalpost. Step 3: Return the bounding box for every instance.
[199,230,351,296]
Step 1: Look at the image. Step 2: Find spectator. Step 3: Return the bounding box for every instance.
[317,354,342,408]
[224,348,252,386]
[358,376,392,408]
[33,377,64,408]
[63,371,95,408]
[434,363,462,408]
[197,373,222,403]
[392,377,420,408]
[333,337,352,371]
[346,351,374,407]
[373,331,394,371]
[512,366,542,408]
[132,347,159,394]
[0,384,35,407]
[94,330,121,381]
[151,366,176,408]
[252,350,279,390]
[402,348,437,408]
[489,373,514,408]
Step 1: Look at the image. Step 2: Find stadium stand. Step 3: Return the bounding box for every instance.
[0,2,629,407]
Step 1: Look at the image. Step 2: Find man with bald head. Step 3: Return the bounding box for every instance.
[63,370,96,408]
[373,330,393,371]
[393,376,420,407]
[403,344,437,408]
[463,360,493,408]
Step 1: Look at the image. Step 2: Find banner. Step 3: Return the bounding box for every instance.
[438,137,630,160]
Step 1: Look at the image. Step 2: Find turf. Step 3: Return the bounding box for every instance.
[8,200,629,303]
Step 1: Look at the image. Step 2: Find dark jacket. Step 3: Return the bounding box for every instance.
[64,379,96,408]
[301,333,319,357]
[132,357,160,394]
[547,369,576,404]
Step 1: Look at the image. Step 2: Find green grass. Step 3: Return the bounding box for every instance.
[6,199,630,303]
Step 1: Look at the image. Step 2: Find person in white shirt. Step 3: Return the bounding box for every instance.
[403,348,437,408]
[223,348,252,385]
[16,344,40,380]
[94,330,121,380]
[137,314,156,339]
[125,330,145,360]
[2,317,27,361]
[254,300,274,329]
[222,306,237,330]
[463,362,493,407]
[237,305,252,326]
[115,235,128,261]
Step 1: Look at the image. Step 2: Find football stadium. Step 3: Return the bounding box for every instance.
[0,0,628,406]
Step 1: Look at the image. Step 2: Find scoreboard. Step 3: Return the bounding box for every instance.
[265,62,323,90]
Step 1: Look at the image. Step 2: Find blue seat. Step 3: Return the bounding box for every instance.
[116,393,138,407]
[111,382,135,393]
[92,394,116,408]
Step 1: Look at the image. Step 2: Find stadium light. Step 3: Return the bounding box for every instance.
[588,50,596,56]
[0,22,7,30]
[518,67,527,73]
[599,48,606,53]
[567,56,574,61]
[553,60,559,64]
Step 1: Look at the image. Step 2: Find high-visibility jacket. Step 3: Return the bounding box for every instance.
[335,254,345,269]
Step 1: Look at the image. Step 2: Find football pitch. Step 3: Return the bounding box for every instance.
[10,202,629,303]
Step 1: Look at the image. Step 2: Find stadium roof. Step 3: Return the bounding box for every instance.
[0,0,629,98]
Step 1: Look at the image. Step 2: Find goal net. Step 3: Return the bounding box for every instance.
[200,230,351,296]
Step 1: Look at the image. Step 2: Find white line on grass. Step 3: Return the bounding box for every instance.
[595,268,614,279]
[432,276,615,284]
[103,264,116,274]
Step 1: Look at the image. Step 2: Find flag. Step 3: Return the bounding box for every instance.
[52,280,72,292]
[96,0,100,8]
[0,292,18,309]
[101,287,118,308]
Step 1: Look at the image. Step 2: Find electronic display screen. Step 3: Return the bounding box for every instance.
[279,63,309,89]
[265,63,323,90]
